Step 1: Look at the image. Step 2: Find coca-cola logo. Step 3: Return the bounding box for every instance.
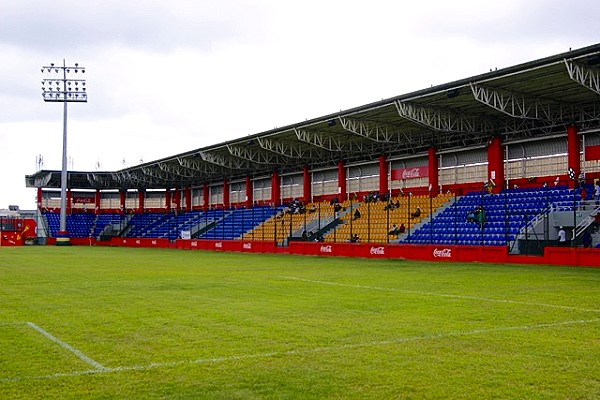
[370,246,385,255]
[191,241,198,247]
[215,242,223,248]
[402,167,422,179]
[151,240,157,245]
[433,248,452,258]
[135,239,141,245]
[320,245,333,253]
[243,242,252,249]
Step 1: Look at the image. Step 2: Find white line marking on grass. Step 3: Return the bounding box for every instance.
[0,321,27,327]
[278,276,600,314]
[2,317,598,383]
[26,322,107,371]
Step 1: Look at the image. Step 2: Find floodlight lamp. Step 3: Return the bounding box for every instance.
[50,63,54,67]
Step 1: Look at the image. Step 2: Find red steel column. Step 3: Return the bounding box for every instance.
[223,180,230,209]
[203,183,209,210]
[66,188,72,215]
[95,189,101,215]
[173,189,181,212]
[303,165,311,203]
[567,124,580,189]
[428,147,439,194]
[487,137,504,193]
[245,176,253,208]
[137,190,145,214]
[164,189,171,211]
[379,154,388,195]
[271,170,280,206]
[185,187,192,212]
[337,160,346,200]
[37,187,43,211]
[119,190,126,214]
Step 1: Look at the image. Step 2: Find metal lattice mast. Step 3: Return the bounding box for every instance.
[41,60,87,244]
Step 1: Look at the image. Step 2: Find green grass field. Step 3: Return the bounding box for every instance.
[0,247,598,399]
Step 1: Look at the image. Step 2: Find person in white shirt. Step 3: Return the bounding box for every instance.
[557,226,567,246]
[594,182,600,205]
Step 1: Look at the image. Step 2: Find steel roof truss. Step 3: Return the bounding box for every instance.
[294,128,360,152]
[177,157,220,175]
[338,116,408,143]
[256,137,326,160]
[565,59,600,95]
[141,166,175,182]
[226,144,280,165]
[157,162,195,179]
[470,83,569,121]
[395,101,495,133]
[199,150,251,170]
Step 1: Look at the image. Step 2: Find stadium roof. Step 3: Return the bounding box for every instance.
[27,43,600,191]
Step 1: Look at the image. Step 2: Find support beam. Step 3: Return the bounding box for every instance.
[303,165,311,202]
[226,144,281,165]
[470,83,565,121]
[199,150,250,170]
[565,59,600,95]
[338,116,410,143]
[395,100,495,133]
[567,124,580,189]
[294,128,353,152]
[257,137,325,160]
[157,162,195,179]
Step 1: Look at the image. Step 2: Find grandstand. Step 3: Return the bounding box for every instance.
[25,43,600,265]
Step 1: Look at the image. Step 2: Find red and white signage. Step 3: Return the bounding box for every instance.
[433,248,452,258]
[585,145,600,161]
[391,166,428,180]
[73,196,95,204]
[320,245,333,253]
[370,246,385,255]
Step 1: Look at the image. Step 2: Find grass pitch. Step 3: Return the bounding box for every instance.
[0,246,598,399]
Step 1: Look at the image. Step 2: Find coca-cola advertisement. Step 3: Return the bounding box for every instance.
[72,196,95,204]
[369,246,385,255]
[320,245,333,253]
[433,248,452,258]
[391,166,429,180]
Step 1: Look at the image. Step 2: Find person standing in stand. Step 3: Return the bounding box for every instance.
[557,226,567,246]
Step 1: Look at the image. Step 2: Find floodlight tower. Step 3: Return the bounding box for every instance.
[41,60,87,245]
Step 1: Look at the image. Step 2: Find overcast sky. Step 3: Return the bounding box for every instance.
[0,0,598,210]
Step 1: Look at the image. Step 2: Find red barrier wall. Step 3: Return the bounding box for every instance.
[44,237,600,268]
[0,232,23,246]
